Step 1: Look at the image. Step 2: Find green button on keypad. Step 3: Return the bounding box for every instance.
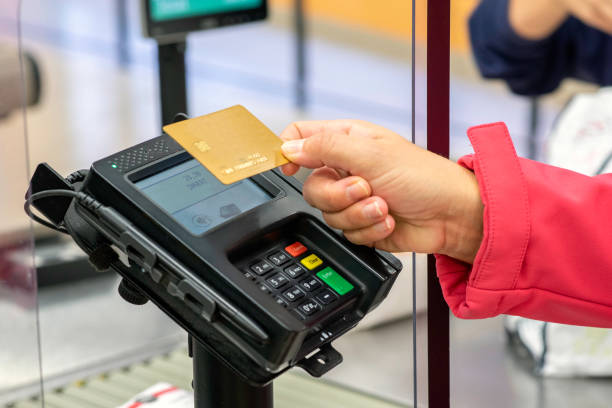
[316,267,354,295]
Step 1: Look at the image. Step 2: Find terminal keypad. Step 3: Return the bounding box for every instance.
[284,264,306,279]
[250,260,273,275]
[243,240,354,321]
[266,273,289,289]
[299,277,321,292]
[283,286,305,302]
[297,300,319,316]
[317,289,337,305]
[268,251,290,266]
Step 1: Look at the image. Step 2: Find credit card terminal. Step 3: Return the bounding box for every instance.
[27,134,401,385]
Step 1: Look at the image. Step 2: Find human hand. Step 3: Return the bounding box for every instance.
[280,120,484,264]
[560,0,612,34]
[509,0,612,40]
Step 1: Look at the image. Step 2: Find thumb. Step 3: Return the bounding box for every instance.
[281,132,370,175]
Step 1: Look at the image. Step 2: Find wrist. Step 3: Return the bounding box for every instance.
[440,167,484,264]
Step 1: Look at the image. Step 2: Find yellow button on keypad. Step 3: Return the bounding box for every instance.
[300,254,323,270]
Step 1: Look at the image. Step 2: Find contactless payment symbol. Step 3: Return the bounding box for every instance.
[192,215,212,226]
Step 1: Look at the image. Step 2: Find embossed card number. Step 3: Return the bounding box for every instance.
[163,105,289,185]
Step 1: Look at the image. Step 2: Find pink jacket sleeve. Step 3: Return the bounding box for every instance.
[435,122,612,328]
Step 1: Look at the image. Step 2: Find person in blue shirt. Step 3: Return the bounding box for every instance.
[470,0,612,95]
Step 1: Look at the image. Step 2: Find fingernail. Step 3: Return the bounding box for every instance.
[375,218,392,232]
[363,201,383,219]
[281,139,305,156]
[346,181,369,201]
[385,217,393,230]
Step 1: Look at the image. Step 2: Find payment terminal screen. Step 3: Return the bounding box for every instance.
[150,0,263,21]
[134,158,270,234]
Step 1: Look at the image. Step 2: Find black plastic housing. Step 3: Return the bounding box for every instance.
[36,134,401,385]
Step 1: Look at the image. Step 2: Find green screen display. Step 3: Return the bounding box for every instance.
[150,0,263,21]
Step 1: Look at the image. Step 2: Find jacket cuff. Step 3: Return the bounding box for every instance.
[435,122,531,318]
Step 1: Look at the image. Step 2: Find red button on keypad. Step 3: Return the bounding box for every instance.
[285,241,307,257]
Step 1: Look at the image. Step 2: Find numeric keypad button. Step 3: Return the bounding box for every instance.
[299,277,321,292]
[266,273,289,289]
[283,286,305,303]
[284,264,306,279]
[317,289,337,305]
[297,300,320,316]
[268,251,290,266]
[250,260,273,276]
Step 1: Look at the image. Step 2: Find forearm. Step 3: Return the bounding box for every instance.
[437,122,612,328]
[508,0,568,39]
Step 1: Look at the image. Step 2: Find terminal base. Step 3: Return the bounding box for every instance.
[191,338,273,408]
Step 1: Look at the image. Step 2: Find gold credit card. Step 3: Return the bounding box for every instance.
[163,105,289,185]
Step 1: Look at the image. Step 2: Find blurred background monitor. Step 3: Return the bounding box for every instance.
[142,0,268,40]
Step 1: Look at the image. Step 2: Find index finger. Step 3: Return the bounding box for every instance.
[279,120,354,142]
[279,120,354,176]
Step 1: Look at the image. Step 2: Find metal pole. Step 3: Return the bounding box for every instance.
[157,41,188,126]
[116,0,129,67]
[426,0,451,407]
[527,97,540,160]
[294,0,306,108]
[192,339,273,408]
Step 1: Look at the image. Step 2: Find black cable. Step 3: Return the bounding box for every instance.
[65,169,88,184]
[172,112,189,123]
[24,189,98,235]
[26,211,68,234]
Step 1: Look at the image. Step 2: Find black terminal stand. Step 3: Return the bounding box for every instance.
[190,336,273,408]
[157,41,188,126]
[153,37,274,407]
[119,278,274,407]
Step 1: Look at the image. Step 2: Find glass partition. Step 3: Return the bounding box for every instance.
[448,1,610,407]
[18,0,418,406]
[291,2,416,406]
[402,0,427,406]
[18,1,188,403]
[0,0,43,406]
[449,3,517,405]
